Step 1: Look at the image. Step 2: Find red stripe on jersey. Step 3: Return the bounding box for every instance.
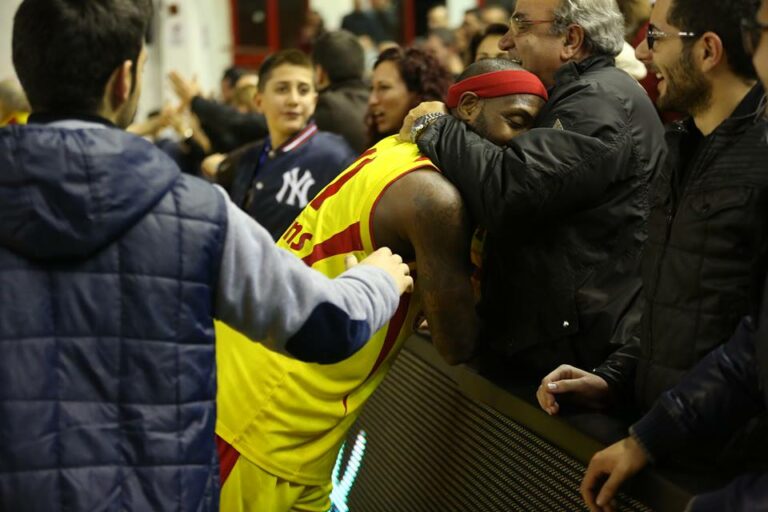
[414,156,431,163]
[215,434,241,485]
[310,148,377,210]
[302,222,363,267]
[342,293,412,414]
[365,294,412,380]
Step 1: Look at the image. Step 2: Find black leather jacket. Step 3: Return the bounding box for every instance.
[417,55,665,373]
[595,85,768,410]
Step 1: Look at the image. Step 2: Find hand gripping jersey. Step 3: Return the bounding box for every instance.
[216,135,438,485]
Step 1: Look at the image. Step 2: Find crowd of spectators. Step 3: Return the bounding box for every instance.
[3,0,768,511]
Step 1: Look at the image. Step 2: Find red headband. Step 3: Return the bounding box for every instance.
[445,69,548,108]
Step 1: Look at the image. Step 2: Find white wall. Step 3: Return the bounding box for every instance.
[0,0,233,120]
[311,0,354,31]
[310,0,480,38]
[447,0,478,27]
[0,0,23,81]
[139,0,234,119]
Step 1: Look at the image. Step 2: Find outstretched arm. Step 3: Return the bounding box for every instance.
[215,189,412,364]
[417,115,625,233]
[374,169,479,364]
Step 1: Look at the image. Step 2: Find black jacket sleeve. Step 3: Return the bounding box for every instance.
[190,97,268,153]
[592,338,641,399]
[631,316,765,460]
[629,317,767,511]
[416,115,632,234]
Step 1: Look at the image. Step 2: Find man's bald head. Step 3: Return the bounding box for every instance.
[457,57,526,80]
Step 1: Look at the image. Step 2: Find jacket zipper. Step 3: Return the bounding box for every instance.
[643,125,690,401]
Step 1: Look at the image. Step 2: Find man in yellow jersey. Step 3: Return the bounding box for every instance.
[215,58,548,512]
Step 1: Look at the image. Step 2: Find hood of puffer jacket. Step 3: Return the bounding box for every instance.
[0,123,180,260]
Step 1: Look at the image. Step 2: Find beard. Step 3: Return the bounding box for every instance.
[657,47,712,115]
[469,105,506,146]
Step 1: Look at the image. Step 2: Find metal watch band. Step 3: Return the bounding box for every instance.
[410,112,447,143]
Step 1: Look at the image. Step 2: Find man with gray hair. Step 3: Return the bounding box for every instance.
[400,0,666,376]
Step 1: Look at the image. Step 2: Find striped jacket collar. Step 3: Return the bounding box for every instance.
[269,122,319,156]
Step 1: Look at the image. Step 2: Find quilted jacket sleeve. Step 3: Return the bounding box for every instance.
[630,316,764,459]
[213,192,400,364]
[629,317,767,511]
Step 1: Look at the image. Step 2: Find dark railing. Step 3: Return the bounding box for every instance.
[331,335,701,512]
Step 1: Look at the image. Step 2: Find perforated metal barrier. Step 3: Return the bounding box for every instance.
[331,343,655,512]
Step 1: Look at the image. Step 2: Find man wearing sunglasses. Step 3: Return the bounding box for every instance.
[541,0,768,414]
[581,0,768,510]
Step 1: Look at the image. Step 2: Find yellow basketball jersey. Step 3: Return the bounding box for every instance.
[216,136,438,485]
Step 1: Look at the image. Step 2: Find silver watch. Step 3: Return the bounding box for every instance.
[410,112,446,143]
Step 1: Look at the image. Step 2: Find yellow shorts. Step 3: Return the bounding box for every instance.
[220,452,333,512]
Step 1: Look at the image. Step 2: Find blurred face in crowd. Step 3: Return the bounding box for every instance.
[116,46,148,129]
[754,0,768,89]
[635,0,711,115]
[428,5,450,30]
[462,11,483,40]
[369,60,418,136]
[425,35,452,66]
[458,92,545,146]
[221,79,235,104]
[231,74,259,113]
[371,0,391,10]
[475,34,507,61]
[499,0,567,86]
[481,6,510,26]
[256,64,317,145]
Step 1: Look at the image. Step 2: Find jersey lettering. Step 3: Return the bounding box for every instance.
[283,221,313,251]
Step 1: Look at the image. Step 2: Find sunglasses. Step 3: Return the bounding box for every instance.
[741,17,768,56]
[646,23,698,50]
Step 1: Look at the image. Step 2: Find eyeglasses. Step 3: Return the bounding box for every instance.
[741,17,768,56]
[646,23,698,50]
[510,13,555,33]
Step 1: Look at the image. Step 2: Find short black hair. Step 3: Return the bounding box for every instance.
[468,23,509,62]
[13,0,152,113]
[257,49,314,92]
[456,57,524,83]
[222,66,246,87]
[312,30,365,83]
[668,0,759,80]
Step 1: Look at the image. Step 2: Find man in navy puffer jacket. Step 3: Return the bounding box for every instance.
[0,1,413,511]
